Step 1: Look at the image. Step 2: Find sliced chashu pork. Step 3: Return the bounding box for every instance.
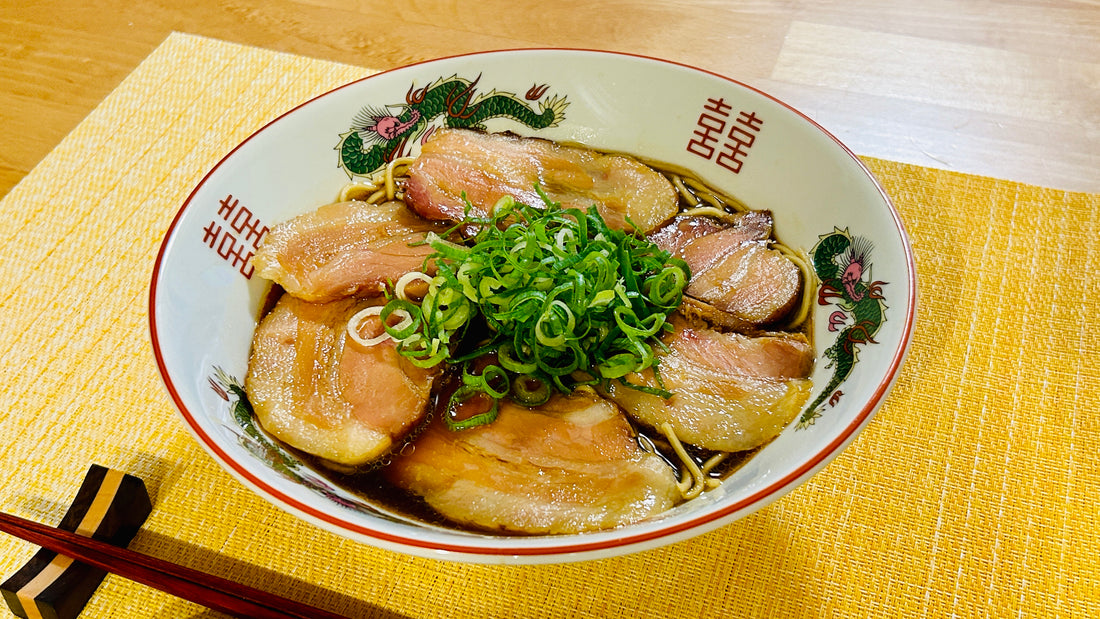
[250,200,449,303]
[384,390,680,534]
[404,128,679,234]
[649,211,801,330]
[603,316,813,452]
[648,210,772,256]
[245,294,439,467]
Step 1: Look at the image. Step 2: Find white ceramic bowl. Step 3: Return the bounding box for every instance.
[150,49,916,563]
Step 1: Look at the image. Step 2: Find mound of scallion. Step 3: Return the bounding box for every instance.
[378,188,690,430]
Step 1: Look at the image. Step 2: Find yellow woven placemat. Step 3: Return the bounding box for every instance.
[0,32,1095,618]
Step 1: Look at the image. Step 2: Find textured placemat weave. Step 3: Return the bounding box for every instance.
[0,33,1095,618]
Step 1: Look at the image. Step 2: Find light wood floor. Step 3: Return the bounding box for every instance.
[2,0,1097,198]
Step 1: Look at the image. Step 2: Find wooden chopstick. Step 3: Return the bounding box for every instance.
[0,511,346,619]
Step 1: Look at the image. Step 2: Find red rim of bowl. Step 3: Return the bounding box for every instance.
[149,48,917,558]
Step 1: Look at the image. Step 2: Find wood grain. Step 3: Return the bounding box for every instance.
[1,0,1097,198]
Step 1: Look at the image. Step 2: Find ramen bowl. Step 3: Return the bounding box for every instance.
[150,49,916,563]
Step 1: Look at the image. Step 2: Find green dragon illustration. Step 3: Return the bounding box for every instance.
[337,74,569,178]
[800,228,888,427]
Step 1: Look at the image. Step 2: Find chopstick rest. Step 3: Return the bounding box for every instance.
[1,465,152,619]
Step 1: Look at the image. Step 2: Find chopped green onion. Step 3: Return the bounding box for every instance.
[381,187,690,429]
[498,342,537,374]
[443,386,499,431]
[511,374,552,406]
[380,300,420,340]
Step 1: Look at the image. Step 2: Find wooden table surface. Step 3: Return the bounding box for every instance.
[1,0,1097,199]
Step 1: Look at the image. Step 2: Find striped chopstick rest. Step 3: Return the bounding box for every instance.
[1,465,152,619]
